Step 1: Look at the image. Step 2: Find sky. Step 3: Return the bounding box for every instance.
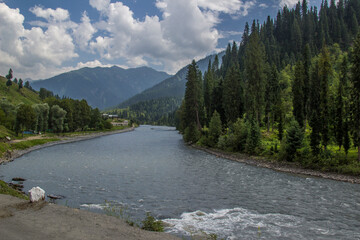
[0,0,322,80]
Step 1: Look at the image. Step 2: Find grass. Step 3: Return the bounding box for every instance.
[258,129,360,176]
[0,76,42,106]
[10,138,60,150]
[0,180,29,200]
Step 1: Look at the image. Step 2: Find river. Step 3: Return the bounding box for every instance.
[1,125,360,239]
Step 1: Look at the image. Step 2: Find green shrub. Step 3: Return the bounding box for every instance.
[284,120,304,161]
[141,212,164,232]
[184,123,200,143]
[0,180,29,200]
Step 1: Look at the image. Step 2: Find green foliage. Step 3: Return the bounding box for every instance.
[207,111,222,147]
[0,180,29,200]
[50,105,67,133]
[284,120,304,161]
[245,118,261,154]
[141,212,164,232]
[351,33,360,162]
[222,64,243,124]
[11,138,60,150]
[184,123,201,144]
[292,61,305,127]
[103,120,113,130]
[15,104,36,135]
[244,21,266,122]
[109,97,181,126]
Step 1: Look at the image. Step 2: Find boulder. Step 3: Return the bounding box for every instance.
[28,187,45,202]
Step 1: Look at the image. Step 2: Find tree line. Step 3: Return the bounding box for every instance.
[1,77,112,135]
[176,0,360,173]
[108,97,181,126]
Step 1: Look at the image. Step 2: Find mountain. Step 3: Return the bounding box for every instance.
[31,66,171,109]
[117,52,224,108]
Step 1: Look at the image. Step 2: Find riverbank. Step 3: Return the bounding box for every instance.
[0,194,179,240]
[193,145,360,184]
[0,127,135,165]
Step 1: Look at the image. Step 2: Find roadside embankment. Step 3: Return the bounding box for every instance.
[0,127,135,165]
[0,194,180,240]
[193,145,360,184]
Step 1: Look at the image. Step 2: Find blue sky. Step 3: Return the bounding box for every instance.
[0,0,322,80]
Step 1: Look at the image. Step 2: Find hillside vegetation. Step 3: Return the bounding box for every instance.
[177,0,360,175]
[0,76,41,106]
[31,66,170,109]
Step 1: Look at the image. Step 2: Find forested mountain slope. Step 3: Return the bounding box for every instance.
[31,66,170,110]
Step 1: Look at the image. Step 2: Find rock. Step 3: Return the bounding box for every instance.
[5,136,11,141]
[9,183,24,190]
[47,194,65,200]
[28,187,45,203]
[12,177,26,182]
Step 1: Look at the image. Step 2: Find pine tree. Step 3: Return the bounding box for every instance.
[5,68,13,89]
[208,110,222,146]
[222,65,243,124]
[184,60,203,132]
[285,119,304,161]
[318,45,331,149]
[245,21,266,122]
[351,33,360,162]
[204,60,214,124]
[335,56,348,150]
[310,60,322,154]
[18,78,23,90]
[292,60,305,128]
[302,44,311,127]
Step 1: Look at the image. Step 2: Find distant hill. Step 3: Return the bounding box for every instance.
[0,76,41,106]
[31,66,171,109]
[117,52,224,108]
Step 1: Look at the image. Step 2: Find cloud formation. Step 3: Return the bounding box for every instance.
[279,0,299,8]
[0,0,257,79]
[88,0,221,72]
[0,3,77,79]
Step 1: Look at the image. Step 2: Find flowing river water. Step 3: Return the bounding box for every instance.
[1,125,360,239]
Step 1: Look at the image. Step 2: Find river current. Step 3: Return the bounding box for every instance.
[1,125,360,239]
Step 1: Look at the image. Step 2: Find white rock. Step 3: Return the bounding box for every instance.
[28,186,45,202]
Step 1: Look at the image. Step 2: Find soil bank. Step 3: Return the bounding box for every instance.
[0,194,179,240]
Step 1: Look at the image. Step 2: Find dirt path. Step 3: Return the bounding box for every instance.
[0,194,179,240]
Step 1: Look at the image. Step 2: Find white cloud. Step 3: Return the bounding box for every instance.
[1,0,251,79]
[89,0,220,73]
[73,12,96,50]
[197,0,255,16]
[259,3,268,8]
[30,6,70,22]
[279,0,299,8]
[89,0,110,11]
[0,3,77,79]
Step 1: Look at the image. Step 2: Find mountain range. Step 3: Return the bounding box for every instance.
[31,66,171,109]
[117,52,224,108]
[31,52,224,111]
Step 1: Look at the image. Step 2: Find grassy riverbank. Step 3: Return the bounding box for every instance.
[0,180,28,200]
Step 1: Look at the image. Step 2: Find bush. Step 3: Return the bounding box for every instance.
[232,118,249,151]
[184,123,201,143]
[141,212,164,232]
[245,118,261,154]
[284,120,304,161]
[103,120,113,130]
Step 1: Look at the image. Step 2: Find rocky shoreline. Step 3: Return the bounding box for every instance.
[193,145,360,184]
[0,127,135,165]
